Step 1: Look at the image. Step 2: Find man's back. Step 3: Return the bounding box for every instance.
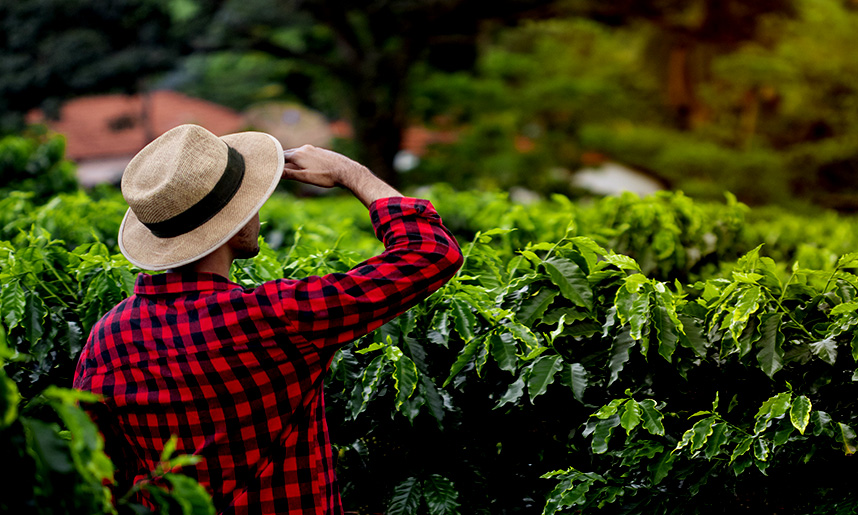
[74,196,462,514]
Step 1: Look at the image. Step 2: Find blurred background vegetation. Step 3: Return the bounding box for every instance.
[2,0,858,210]
[4,2,858,513]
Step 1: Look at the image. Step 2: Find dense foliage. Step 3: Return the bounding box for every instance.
[0,130,77,202]
[409,0,858,209]
[0,0,196,130]
[1,182,856,513]
[4,0,858,208]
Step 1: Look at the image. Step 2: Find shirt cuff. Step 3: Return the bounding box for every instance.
[368,197,440,241]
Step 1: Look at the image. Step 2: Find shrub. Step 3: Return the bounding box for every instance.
[0,129,78,202]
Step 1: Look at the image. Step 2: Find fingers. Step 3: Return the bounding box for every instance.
[282,145,361,188]
[281,146,338,188]
[283,144,318,167]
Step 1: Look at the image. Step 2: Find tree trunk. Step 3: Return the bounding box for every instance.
[350,92,406,188]
[738,87,759,149]
[666,44,696,131]
[341,46,411,189]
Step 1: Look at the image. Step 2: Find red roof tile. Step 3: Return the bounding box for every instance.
[27,90,245,161]
[402,126,457,156]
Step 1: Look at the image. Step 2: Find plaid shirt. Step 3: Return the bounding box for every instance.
[73,197,462,515]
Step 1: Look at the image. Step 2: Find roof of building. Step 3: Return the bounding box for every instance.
[26,90,245,161]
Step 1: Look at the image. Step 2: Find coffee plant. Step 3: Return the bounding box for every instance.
[1,181,857,513]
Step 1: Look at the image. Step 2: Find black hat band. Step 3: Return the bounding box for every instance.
[143,145,246,238]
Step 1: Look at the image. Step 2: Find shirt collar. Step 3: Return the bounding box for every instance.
[134,272,242,296]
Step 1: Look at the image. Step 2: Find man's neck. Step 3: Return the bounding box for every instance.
[169,245,234,278]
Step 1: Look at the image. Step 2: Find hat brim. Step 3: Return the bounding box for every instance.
[118,132,284,271]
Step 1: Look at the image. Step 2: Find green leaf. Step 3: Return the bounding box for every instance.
[24,418,74,474]
[732,272,763,284]
[351,355,387,418]
[809,336,838,366]
[474,337,491,377]
[560,363,588,403]
[840,423,857,455]
[527,355,564,403]
[729,285,762,342]
[790,396,812,435]
[547,313,566,344]
[0,279,26,330]
[592,398,625,420]
[419,375,445,424]
[602,253,641,271]
[704,423,729,459]
[543,257,593,310]
[117,267,137,296]
[677,314,709,357]
[615,281,651,342]
[495,376,525,410]
[638,399,665,436]
[753,439,770,461]
[754,392,791,434]
[166,454,202,470]
[619,399,642,434]
[23,290,46,348]
[450,298,476,342]
[477,227,515,243]
[730,437,753,463]
[756,391,791,419]
[736,316,761,358]
[388,477,422,515]
[608,328,635,386]
[519,250,542,266]
[489,332,518,374]
[60,320,83,357]
[0,368,19,429]
[755,313,785,378]
[601,306,618,337]
[393,355,419,411]
[444,337,481,387]
[836,252,858,269]
[852,332,858,362]
[384,345,404,362]
[0,323,7,358]
[591,415,621,454]
[830,301,858,316]
[736,245,764,271]
[505,321,541,351]
[569,236,608,256]
[356,341,387,355]
[427,310,451,348]
[649,452,676,485]
[676,416,716,453]
[653,304,678,362]
[517,288,558,326]
[161,434,179,462]
[423,475,461,515]
[559,481,593,507]
[164,473,215,515]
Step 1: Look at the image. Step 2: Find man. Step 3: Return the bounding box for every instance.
[73,124,463,514]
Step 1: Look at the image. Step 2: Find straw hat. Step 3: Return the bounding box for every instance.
[118,124,284,270]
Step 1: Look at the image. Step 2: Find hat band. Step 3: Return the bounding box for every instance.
[143,145,246,238]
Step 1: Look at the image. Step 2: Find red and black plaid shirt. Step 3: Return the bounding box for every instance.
[73,197,462,515]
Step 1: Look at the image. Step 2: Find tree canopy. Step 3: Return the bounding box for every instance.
[0,0,188,130]
[3,0,858,207]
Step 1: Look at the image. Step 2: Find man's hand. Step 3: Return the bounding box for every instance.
[282,145,402,207]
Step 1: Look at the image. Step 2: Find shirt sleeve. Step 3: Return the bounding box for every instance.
[266,197,463,349]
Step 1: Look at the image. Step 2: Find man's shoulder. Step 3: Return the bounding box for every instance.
[90,295,137,337]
